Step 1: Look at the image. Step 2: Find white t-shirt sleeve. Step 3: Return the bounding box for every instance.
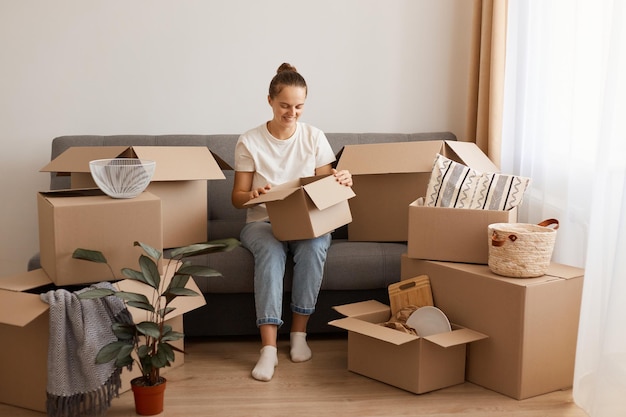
[234,136,255,172]
[315,130,336,169]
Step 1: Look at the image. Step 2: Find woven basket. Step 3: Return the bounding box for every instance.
[488,219,559,278]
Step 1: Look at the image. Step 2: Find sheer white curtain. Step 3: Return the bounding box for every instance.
[502,1,626,416]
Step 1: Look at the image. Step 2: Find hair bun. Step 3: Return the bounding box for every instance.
[277,62,297,74]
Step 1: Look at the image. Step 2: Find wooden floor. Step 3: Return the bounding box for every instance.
[1,334,589,417]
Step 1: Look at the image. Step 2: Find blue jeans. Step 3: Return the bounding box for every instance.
[241,221,332,328]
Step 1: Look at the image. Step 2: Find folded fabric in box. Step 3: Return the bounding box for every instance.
[425,154,530,210]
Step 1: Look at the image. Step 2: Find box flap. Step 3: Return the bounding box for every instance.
[40,146,129,173]
[41,146,226,181]
[244,187,299,206]
[443,141,500,172]
[115,261,206,322]
[546,263,585,280]
[336,141,444,175]
[431,261,583,285]
[131,146,225,181]
[0,271,50,327]
[303,175,356,210]
[423,327,488,348]
[328,317,418,345]
[333,300,389,318]
[0,291,49,327]
[210,151,234,170]
[0,269,52,293]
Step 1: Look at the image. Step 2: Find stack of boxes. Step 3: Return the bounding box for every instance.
[331,140,584,400]
[0,139,585,411]
[0,146,227,412]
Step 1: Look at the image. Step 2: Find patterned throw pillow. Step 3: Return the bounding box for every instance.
[424,154,531,210]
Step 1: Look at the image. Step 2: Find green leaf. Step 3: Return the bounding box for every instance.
[168,342,185,354]
[115,291,151,305]
[159,306,176,317]
[136,321,161,339]
[159,342,175,362]
[166,287,200,297]
[139,254,161,289]
[115,343,134,367]
[168,270,191,289]
[95,341,129,364]
[121,267,148,284]
[176,264,223,278]
[115,353,134,368]
[127,300,155,313]
[111,323,136,340]
[72,248,108,264]
[134,241,162,261]
[169,238,240,258]
[137,345,149,359]
[77,288,116,300]
[151,346,169,368]
[161,330,184,342]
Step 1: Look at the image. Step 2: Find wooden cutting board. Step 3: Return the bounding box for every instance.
[388,275,434,315]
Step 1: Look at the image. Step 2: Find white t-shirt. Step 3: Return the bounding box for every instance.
[235,122,336,223]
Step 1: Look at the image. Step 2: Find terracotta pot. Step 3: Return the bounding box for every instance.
[131,377,167,416]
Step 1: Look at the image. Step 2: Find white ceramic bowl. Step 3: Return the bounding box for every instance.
[89,158,156,199]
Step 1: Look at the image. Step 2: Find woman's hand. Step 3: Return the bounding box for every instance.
[250,184,272,199]
[332,169,353,187]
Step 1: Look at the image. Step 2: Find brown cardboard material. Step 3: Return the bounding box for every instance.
[335,140,499,241]
[329,300,487,394]
[0,267,204,413]
[37,189,163,286]
[245,175,356,241]
[40,146,228,248]
[400,255,584,399]
[407,197,518,264]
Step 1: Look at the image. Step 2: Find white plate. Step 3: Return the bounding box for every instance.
[406,306,452,337]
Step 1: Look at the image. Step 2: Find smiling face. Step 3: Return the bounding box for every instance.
[268,85,307,134]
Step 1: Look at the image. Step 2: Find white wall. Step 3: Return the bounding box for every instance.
[0,0,475,277]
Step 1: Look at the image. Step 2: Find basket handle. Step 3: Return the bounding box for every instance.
[491,218,560,247]
[538,218,559,230]
[491,232,517,246]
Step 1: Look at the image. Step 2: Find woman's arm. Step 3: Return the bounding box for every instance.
[231,171,271,209]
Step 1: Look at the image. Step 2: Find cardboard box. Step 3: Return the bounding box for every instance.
[0,267,204,413]
[38,189,163,286]
[329,300,487,394]
[245,175,355,241]
[335,140,499,242]
[40,146,228,248]
[407,197,518,264]
[400,255,584,399]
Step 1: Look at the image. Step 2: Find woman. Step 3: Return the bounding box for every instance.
[231,63,352,381]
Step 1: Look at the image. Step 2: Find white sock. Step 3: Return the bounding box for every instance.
[252,345,278,382]
[290,332,312,362]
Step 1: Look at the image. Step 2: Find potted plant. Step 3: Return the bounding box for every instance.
[74,238,239,415]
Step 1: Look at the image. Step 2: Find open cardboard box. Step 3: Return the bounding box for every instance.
[407,197,518,264]
[335,140,499,242]
[0,266,205,413]
[37,189,163,286]
[329,300,487,394]
[40,146,229,248]
[245,175,355,241]
[401,255,584,399]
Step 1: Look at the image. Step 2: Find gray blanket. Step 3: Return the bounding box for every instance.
[40,282,134,417]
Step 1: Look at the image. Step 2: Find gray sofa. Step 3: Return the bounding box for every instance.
[30,131,456,336]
